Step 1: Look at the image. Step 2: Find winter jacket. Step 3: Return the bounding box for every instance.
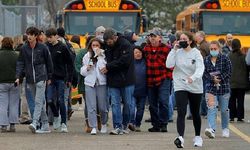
[16,42,53,83]
[0,48,19,83]
[134,59,147,97]
[46,41,73,82]
[80,52,106,87]
[105,36,135,88]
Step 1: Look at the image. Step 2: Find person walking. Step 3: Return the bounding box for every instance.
[80,38,108,135]
[204,41,232,139]
[228,39,249,122]
[144,27,172,132]
[0,37,19,132]
[16,26,53,134]
[166,32,204,148]
[102,28,135,135]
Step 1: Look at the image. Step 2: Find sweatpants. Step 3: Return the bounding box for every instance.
[85,85,108,128]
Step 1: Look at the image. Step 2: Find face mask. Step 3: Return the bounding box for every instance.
[210,50,219,57]
[179,41,189,48]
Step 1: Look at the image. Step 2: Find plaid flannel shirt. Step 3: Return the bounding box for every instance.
[204,54,232,95]
[144,43,172,87]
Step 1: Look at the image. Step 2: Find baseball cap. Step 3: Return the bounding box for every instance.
[95,26,106,33]
[149,27,162,36]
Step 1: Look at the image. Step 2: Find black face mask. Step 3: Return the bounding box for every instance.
[179,41,189,48]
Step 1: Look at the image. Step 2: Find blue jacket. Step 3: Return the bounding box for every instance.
[133,59,147,97]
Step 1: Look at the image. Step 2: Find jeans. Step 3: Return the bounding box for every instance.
[27,81,48,125]
[0,83,20,125]
[200,81,207,116]
[130,96,146,127]
[148,79,170,128]
[168,81,175,121]
[25,82,35,118]
[109,85,134,129]
[206,93,230,130]
[47,80,66,124]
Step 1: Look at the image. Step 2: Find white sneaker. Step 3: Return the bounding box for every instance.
[122,129,130,134]
[100,124,107,133]
[222,128,230,138]
[205,128,215,138]
[174,136,184,148]
[91,128,97,135]
[36,123,51,134]
[53,116,61,130]
[193,136,203,147]
[28,123,37,134]
[60,123,68,133]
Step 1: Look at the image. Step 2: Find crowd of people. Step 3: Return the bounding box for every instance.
[0,26,249,148]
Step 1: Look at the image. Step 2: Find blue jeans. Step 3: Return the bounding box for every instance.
[130,96,146,127]
[148,79,170,128]
[109,85,134,129]
[47,80,66,124]
[200,81,207,116]
[206,93,230,130]
[168,81,175,121]
[25,82,35,118]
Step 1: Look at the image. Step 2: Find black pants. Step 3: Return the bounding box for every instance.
[175,91,202,137]
[229,88,245,120]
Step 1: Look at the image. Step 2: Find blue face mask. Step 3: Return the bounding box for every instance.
[210,50,219,57]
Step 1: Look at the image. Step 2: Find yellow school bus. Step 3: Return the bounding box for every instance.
[176,0,250,51]
[62,0,146,48]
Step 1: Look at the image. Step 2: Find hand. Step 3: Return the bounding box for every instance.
[87,65,92,71]
[47,80,51,85]
[187,77,193,84]
[15,79,20,86]
[213,76,221,84]
[173,43,180,50]
[100,67,108,74]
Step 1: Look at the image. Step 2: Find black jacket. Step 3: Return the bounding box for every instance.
[16,42,53,83]
[46,41,73,82]
[105,36,135,87]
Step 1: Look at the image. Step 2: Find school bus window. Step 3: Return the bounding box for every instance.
[93,16,114,28]
[202,12,250,35]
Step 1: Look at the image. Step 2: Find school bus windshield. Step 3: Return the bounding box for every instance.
[64,12,140,35]
[202,12,250,35]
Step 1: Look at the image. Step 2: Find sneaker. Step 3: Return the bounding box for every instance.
[36,123,51,134]
[110,128,123,135]
[160,126,168,132]
[1,126,7,133]
[28,123,37,133]
[193,136,203,147]
[148,127,160,132]
[128,123,135,131]
[222,128,230,138]
[122,129,130,134]
[60,123,68,133]
[53,116,61,130]
[91,128,97,135]
[174,136,184,148]
[100,124,107,133]
[8,124,16,132]
[205,128,215,139]
[135,126,141,132]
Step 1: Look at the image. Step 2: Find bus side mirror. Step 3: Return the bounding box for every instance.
[142,15,148,32]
